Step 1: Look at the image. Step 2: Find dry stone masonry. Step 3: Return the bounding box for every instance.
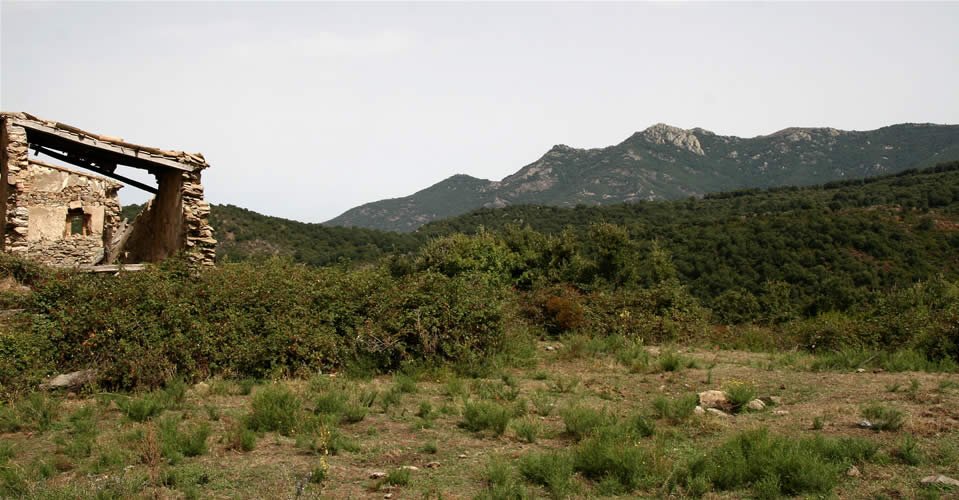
[1,112,216,268]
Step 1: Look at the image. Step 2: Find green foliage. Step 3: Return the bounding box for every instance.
[385,468,411,486]
[652,393,699,423]
[246,385,302,436]
[723,381,758,413]
[480,456,531,500]
[16,392,60,432]
[512,417,542,443]
[157,416,210,461]
[461,400,512,436]
[518,451,575,498]
[225,421,256,452]
[560,405,613,441]
[117,393,166,422]
[861,404,905,431]
[683,428,878,497]
[895,434,923,465]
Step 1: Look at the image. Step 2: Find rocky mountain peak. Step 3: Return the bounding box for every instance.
[638,123,705,156]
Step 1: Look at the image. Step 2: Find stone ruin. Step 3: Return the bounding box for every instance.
[1,112,216,268]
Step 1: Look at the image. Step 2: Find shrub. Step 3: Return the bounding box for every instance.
[518,451,574,498]
[560,405,612,441]
[479,456,530,500]
[16,392,60,432]
[117,393,166,422]
[225,421,256,452]
[895,434,922,465]
[651,393,699,423]
[247,385,301,436]
[512,417,542,443]
[684,429,876,497]
[723,381,758,413]
[861,404,905,431]
[157,416,210,462]
[573,432,656,492]
[385,468,411,486]
[462,401,511,436]
[530,390,556,416]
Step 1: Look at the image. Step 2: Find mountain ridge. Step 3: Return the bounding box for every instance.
[325,122,959,232]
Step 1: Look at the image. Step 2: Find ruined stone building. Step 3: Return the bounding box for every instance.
[1,112,215,268]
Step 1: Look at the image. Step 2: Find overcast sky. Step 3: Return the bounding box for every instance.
[2,2,958,222]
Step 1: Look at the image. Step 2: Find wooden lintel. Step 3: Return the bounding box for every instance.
[12,119,194,172]
[79,264,147,273]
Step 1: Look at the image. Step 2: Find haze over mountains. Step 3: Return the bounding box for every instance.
[324,123,959,232]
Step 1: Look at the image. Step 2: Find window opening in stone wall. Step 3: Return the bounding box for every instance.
[66,208,90,236]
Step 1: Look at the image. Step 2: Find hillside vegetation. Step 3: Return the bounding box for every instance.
[326,123,959,231]
[2,164,959,498]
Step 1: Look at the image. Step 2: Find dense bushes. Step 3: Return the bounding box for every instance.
[20,258,509,390]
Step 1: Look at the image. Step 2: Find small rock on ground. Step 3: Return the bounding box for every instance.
[847,466,861,478]
[706,408,730,418]
[746,399,766,411]
[369,472,387,479]
[698,390,730,410]
[694,405,706,416]
[921,475,959,487]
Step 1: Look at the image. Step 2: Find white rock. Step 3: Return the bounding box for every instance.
[400,465,419,471]
[847,466,861,478]
[698,390,730,410]
[694,405,706,416]
[773,409,789,416]
[746,399,766,411]
[706,408,730,418]
[43,369,96,390]
[425,461,441,469]
[920,475,959,487]
[369,471,387,479]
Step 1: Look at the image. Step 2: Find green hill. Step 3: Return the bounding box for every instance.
[325,123,959,232]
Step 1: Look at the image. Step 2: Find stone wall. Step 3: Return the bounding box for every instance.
[14,160,122,267]
[1,113,217,268]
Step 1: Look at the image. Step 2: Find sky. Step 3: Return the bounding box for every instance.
[2,2,958,223]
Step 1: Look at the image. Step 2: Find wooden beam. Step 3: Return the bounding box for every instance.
[34,146,159,194]
[79,264,147,273]
[12,119,193,172]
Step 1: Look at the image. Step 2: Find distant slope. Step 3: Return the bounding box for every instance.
[325,123,959,232]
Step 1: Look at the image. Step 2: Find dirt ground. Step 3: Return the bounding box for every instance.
[3,343,959,499]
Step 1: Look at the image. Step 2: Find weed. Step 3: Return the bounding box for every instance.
[246,384,301,436]
[379,387,403,412]
[529,370,549,381]
[225,420,256,452]
[386,467,411,486]
[310,461,328,483]
[462,400,512,436]
[513,417,542,443]
[480,456,530,500]
[0,441,13,463]
[204,404,220,421]
[684,428,876,498]
[885,382,902,393]
[573,431,657,493]
[444,377,468,399]
[419,440,438,454]
[0,405,21,433]
[549,375,579,394]
[341,402,368,424]
[236,378,258,396]
[416,401,434,420]
[812,416,824,430]
[473,379,521,402]
[651,393,699,423]
[394,374,418,394]
[530,390,556,416]
[724,381,758,413]
[616,343,651,372]
[656,349,688,372]
[861,404,905,432]
[518,451,574,498]
[117,393,166,422]
[560,405,612,441]
[157,415,210,462]
[313,391,347,415]
[895,434,923,465]
[907,378,922,401]
[17,392,60,431]
[938,380,959,392]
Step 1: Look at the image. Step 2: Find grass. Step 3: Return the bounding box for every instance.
[513,417,542,443]
[651,393,699,423]
[246,384,301,436]
[861,403,905,431]
[0,342,953,498]
[462,401,512,436]
[724,381,758,413]
[518,451,575,498]
[560,405,613,441]
[117,392,167,422]
[16,392,60,432]
[684,428,879,498]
